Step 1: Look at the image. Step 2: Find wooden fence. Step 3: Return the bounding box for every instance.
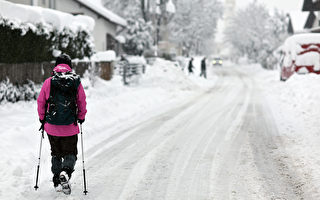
[0,61,113,85]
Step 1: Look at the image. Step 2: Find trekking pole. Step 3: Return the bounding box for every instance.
[34,130,44,190]
[80,124,88,195]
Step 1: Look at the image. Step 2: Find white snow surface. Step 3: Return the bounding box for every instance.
[90,50,116,62]
[2,59,320,199]
[0,0,95,32]
[0,58,215,199]
[125,56,147,65]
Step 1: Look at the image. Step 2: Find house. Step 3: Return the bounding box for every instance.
[286,12,310,34]
[302,0,320,32]
[5,0,127,53]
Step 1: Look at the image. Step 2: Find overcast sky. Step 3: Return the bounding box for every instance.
[236,0,304,12]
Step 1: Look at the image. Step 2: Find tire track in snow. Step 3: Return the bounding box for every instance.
[83,67,309,200]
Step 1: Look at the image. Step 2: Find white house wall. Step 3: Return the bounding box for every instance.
[55,0,117,52]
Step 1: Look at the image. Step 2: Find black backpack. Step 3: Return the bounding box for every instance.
[46,71,80,125]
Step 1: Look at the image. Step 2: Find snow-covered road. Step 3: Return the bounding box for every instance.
[3,61,320,200]
[77,67,305,199]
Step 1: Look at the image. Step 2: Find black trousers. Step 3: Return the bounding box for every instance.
[47,134,78,157]
[47,134,78,176]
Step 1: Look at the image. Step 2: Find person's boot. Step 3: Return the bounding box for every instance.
[59,171,71,195]
[53,174,62,192]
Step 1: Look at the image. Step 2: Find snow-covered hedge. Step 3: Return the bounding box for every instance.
[0,79,39,103]
[122,18,153,56]
[0,16,94,63]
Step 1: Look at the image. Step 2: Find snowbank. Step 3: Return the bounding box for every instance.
[0,0,95,32]
[242,64,320,197]
[91,50,116,62]
[126,56,147,65]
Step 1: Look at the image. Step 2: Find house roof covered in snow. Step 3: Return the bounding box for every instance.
[74,0,126,27]
[302,0,320,11]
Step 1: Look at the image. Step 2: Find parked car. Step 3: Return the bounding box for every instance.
[279,33,320,81]
[212,57,223,66]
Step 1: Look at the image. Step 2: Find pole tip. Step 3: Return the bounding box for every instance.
[84,190,88,195]
[34,186,39,190]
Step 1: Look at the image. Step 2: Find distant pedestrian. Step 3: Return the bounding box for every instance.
[200,57,207,78]
[188,57,194,74]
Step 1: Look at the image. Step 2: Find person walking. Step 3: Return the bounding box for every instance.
[37,53,87,194]
[200,57,207,78]
[188,57,194,74]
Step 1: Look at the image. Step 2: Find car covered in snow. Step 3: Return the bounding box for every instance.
[279,33,320,81]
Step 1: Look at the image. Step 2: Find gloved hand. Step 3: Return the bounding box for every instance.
[39,119,45,132]
[78,118,85,124]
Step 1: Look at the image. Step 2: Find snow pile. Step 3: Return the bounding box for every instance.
[0,79,39,103]
[141,58,208,91]
[126,56,147,65]
[0,0,95,32]
[243,64,320,197]
[266,73,320,126]
[175,56,189,70]
[91,50,116,62]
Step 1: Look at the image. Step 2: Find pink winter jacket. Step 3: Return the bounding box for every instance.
[37,64,87,137]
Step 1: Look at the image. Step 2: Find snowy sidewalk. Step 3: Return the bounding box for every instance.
[244,64,320,199]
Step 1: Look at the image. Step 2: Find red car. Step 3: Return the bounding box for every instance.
[279,33,320,81]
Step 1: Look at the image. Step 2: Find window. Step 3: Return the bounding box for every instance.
[106,33,117,51]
